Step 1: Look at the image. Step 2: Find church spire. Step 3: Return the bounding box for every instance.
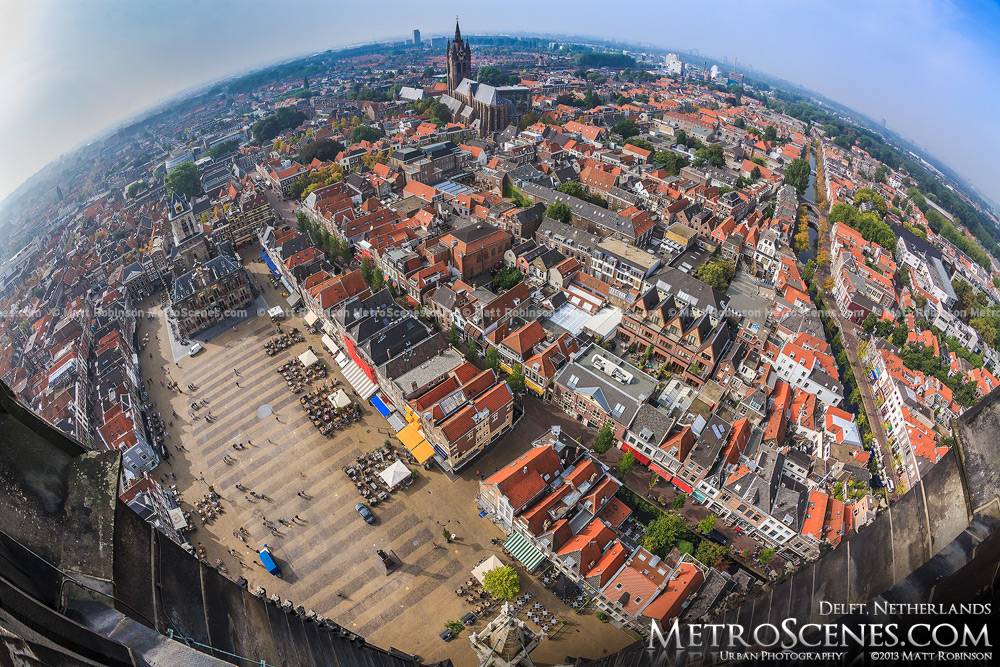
[454,16,462,44]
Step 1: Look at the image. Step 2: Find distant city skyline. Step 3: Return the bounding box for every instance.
[1,0,998,207]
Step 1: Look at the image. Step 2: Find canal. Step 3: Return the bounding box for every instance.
[797,147,820,265]
[797,225,818,265]
[805,146,818,202]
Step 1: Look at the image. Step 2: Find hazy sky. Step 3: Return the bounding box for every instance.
[2,0,999,206]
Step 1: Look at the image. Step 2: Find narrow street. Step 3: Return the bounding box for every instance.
[838,320,901,499]
[806,194,901,500]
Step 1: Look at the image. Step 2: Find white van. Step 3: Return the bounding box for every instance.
[188,343,204,356]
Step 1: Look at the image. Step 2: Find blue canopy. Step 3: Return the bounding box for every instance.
[370,394,391,418]
[260,250,281,279]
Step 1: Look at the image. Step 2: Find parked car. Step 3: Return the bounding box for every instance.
[355,502,375,524]
[707,529,728,546]
[188,342,204,356]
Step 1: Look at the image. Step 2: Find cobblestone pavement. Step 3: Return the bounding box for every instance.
[139,252,633,666]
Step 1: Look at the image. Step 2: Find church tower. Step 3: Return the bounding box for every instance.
[168,192,197,245]
[446,17,472,95]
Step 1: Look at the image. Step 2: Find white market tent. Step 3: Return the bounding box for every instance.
[304,311,318,327]
[298,349,320,367]
[321,334,340,356]
[378,459,411,489]
[328,389,352,409]
[167,507,188,530]
[471,555,506,584]
[267,306,285,319]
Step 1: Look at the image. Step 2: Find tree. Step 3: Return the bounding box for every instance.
[207,139,239,160]
[493,267,523,291]
[360,257,374,285]
[165,162,202,198]
[485,346,500,372]
[125,181,145,199]
[298,138,345,164]
[759,548,776,565]
[274,107,305,130]
[371,267,384,292]
[854,188,888,217]
[750,166,761,182]
[465,339,479,362]
[891,324,909,348]
[422,66,435,79]
[296,210,309,232]
[556,181,586,199]
[350,125,383,143]
[693,260,736,292]
[971,317,997,347]
[697,513,717,535]
[695,143,725,168]
[642,512,688,556]
[672,495,686,510]
[763,126,777,143]
[449,323,462,347]
[694,541,729,568]
[784,158,810,196]
[592,422,615,454]
[674,129,688,146]
[862,313,879,334]
[613,119,639,140]
[546,200,572,224]
[802,260,816,284]
[444,620,464,634]
[477,66,514,86]
[507,364,526,394]
[482,565,519,600]
[653,150,689,176]
[252,116,281,143]
[616,450,637,477]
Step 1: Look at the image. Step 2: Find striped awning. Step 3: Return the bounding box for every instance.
[503,532,545,572]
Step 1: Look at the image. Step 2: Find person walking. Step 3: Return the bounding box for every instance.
[234,368,240,376]
[235,381,241,388]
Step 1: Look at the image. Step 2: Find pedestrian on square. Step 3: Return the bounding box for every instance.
[236,381,241,387]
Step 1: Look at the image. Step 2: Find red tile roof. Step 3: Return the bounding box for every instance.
[484,446,562,511]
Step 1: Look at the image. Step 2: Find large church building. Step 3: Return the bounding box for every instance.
[440,19,532,136]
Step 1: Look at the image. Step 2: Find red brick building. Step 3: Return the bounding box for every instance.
[437,224,513,280]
